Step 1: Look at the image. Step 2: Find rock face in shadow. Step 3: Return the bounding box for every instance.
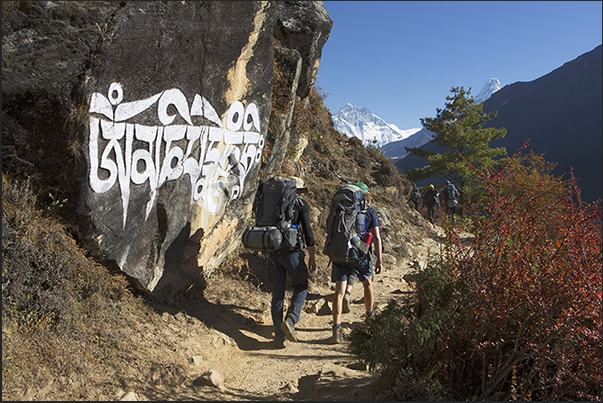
[2,1,332,300]
[483,45,602,203]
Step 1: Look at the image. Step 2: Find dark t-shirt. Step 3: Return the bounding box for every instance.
[290,197,314,247]
[424,188,439,208]
[364,206,380,232]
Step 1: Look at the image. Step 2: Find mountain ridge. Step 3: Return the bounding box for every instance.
[393,45,602,203]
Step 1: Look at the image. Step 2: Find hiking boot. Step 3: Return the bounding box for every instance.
[274,335,288,349]
[331,325,343,344]
[280,317,298,342]
[342,292,351,314]
[364,310,375,323]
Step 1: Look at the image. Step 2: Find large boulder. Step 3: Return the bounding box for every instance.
[2,1,332,300]
[273,1,332,98]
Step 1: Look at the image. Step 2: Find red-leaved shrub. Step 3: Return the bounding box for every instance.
[445,151,602,400]
[349,147,600,400]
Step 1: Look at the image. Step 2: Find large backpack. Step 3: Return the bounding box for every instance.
[445,183,458,207]
[242,177,300,253]
[323,184,368,263]
[410,188,421,204]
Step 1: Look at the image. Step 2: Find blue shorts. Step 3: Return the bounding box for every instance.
[331,256,373,283]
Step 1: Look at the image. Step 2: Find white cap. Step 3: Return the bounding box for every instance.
[289,176,308,193]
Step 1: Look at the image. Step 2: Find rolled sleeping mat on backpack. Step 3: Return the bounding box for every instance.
[242,226,283,253]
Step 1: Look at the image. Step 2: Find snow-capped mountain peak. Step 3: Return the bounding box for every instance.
[333,79,502,148]
[474,78,501,103]
[332,104,421,147]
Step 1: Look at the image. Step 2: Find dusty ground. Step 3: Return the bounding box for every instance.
[107,224,460,402]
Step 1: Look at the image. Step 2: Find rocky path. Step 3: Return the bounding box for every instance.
[115,226,452,401]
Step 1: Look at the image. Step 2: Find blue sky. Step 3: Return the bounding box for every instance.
[316,1,603,130]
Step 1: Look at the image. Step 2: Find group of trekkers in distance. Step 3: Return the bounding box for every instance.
[409,180,460,227]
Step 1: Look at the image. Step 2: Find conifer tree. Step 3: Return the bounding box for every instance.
[405,86,507,195]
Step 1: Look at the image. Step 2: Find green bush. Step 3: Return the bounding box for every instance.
[348,256,456,400]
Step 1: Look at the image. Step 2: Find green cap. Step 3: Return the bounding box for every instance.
[354,182,369,193]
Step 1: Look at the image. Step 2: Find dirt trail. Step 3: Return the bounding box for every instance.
[120,225,456,401]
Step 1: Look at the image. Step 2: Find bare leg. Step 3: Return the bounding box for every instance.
[332,280,347,326]
[361,277,374,314]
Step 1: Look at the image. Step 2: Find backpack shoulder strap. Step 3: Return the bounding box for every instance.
[252,180,263,214]
[287,195,302,222]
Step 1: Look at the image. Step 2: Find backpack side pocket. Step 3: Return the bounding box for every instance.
[281,226,299,250]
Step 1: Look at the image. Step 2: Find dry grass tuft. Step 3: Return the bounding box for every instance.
[2,175,166,400]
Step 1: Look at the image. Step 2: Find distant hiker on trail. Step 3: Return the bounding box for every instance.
[442,180,460,226]
[249,176,316,349]
[422,184,440,227]
[409,183,422,212]
[324,181,383,344]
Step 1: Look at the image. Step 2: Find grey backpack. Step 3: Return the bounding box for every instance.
[323,184,367,263]
[242,177,300,253]
[446,183,459,207]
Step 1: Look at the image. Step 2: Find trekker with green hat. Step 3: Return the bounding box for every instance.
[329,181,383,344]
[354,181,369,193]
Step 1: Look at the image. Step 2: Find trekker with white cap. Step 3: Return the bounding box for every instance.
[268,176,316,348]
